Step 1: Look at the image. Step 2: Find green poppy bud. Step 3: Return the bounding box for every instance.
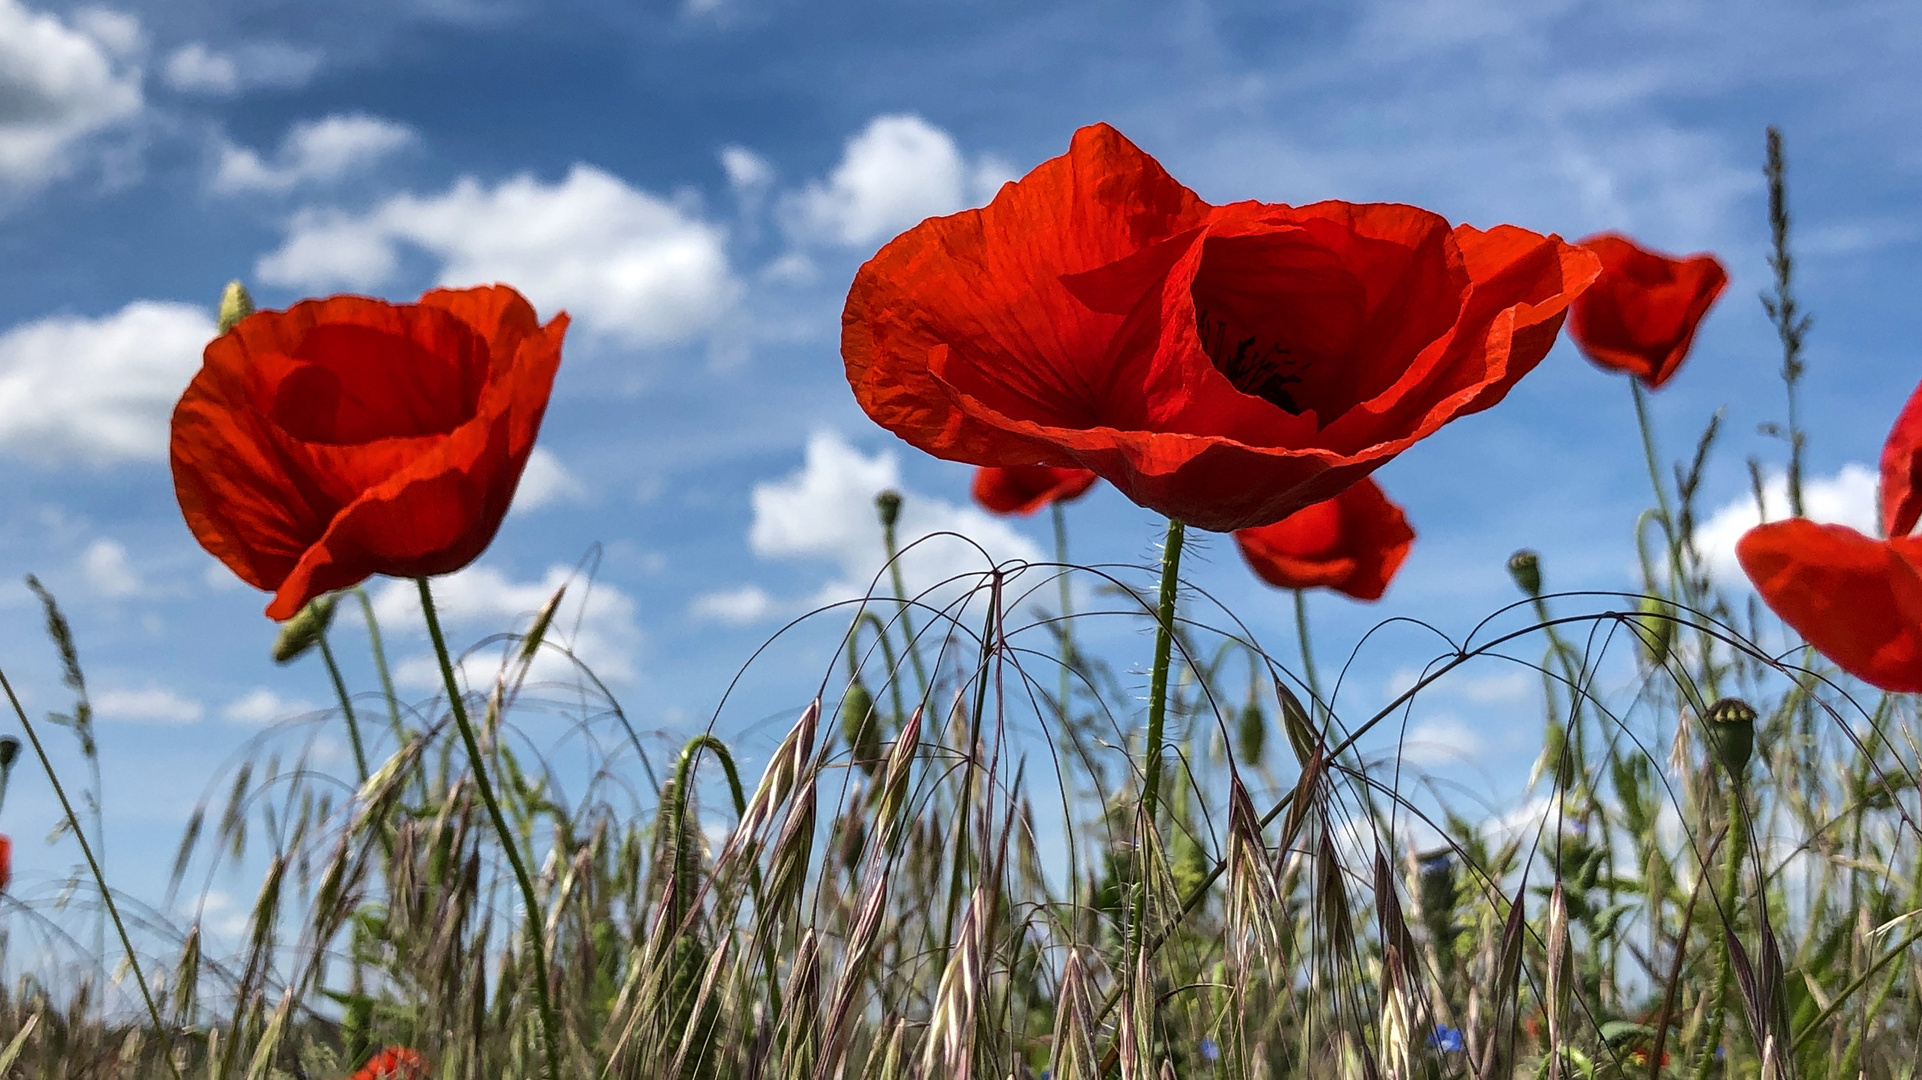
[216,280,255,335]
[1704,697,1756,777]
[1637,594,1675,667]
[0,735,18,770]
[1507,549,1542,598]
[271,592,339,665]
[841,678,881,776]
[874,490,903,530]
[1236,699,1266,765]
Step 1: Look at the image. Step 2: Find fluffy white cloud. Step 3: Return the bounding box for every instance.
[371,562,642,688]
[161,41,321,96]
[212,113,415,193]
[96,686,203,725]
[689,583,775,625]
[1398,717,1487,767]
[257,165,739,345]
[221,688,319,727]
[510,446,587,514]
[740,430,1043,610]
[1696,463,1878,585]
[0,0,144,189]
[83,538,140,598]
[780,114,1011,247]
[0,300,214,463]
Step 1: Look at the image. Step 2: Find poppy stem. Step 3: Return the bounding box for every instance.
[1291,589,1323,709]
[1053,501,1076,724]
[0,666,182,1080]
[416,578,564,1080]
[315,632,369,784]
[1139,518,1187,831]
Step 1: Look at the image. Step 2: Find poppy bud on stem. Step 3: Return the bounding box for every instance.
[216,280,253,335]
[1507,549,1543,598]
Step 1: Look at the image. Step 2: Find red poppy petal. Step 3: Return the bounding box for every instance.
[1880,377,1922,538]
[1567,233,1727,390]
[1234,477,1415,601]
[1737,519,1922,693]
[971,465,1099,515]
[844,123,1212,466]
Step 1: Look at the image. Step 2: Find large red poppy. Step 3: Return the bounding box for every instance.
[971,465,1098,516]
[843,123,1599,532]
[1879,376,1922,538]
[1232,478,1414,601]
[1737,519,1922,693]
[1565,232,1727,390]
[172,286,567,620]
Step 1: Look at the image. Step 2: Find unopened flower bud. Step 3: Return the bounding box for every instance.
[874,489,902,530]
[840,678,880,776]
[1637,594,1675,666]
[0,735,18,770]
[271,593,339,664]
[216,280,255,336]
[1235,699,1266,764]
[1704,696,1756,777]
[1507,549,1542,598]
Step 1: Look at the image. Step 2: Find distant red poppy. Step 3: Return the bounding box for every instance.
[1737,519,1922,693]
[1233,478,1414,601]
[1566,232,1727,389]
[843,123,1599,533]
[971,465,1099,516]
[0,834,11,894]
[350,1046,426,1080]
[1880,377,1922,538]
[172,286,567,620]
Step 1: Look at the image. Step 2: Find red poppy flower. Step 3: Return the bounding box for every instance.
[0,834,11,894]
[1880,377,1922,538]
[350,1047,426,1080]
[1737,519,1922,693]
[843,123,1599,532]
[971,465,1099,516]
[1566,232,1727,390]
[172,286,567,620]
[1232,478,1414,601]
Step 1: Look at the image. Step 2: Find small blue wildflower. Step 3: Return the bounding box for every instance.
[1198,1037,1220,1063]
[1428,1025,1466,1053]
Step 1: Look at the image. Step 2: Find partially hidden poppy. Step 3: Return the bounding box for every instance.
[1737,520,1922,693]
[172,286,567,620]
[1879,375,1922,538]
[971,465,1099,516]
[843,123,1600,533]
[349,1047,426,1080]
[1566,232,1728,390]
[1233,477,1414,601]
[0,834,11,894]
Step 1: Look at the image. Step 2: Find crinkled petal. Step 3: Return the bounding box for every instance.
[1737,518,1922,693]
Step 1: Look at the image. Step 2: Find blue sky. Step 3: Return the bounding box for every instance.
[2,0,1921,932]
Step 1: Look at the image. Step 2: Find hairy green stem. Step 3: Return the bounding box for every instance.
[316,633,369,783]
[1139,518,1187,829]
[417,578,563,1080]
[0,667,182,1080]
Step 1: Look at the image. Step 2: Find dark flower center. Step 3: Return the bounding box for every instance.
[1195,309,1304,413]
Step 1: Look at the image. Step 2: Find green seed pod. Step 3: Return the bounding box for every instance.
[1507,549,1542,598]
[874,490,903,529]
[271,592,339,664]
[216,280,255,335]
[1236,699,1266,765]
[1636,594,1675,667]
[841,678,881,776]
[1704,697,1756,777]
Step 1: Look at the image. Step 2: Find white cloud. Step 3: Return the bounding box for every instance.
[1399,717,1486,767]
[721,145,772,196]
[212,113,415,193]
[1696,463,1879,585]
[0,300,214,463]
[780,114,1008,248]
[161,41,322,95]
[221,688,319,727]
[689,583,775,625]
[510,446,587,514]
[0,0,144,189]
[257,165,740,345]
[742,430,1043,609]
[1384,665,1532,706]
[82,538,139,598]
[95,686,203,725]
[371,562,642,688]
